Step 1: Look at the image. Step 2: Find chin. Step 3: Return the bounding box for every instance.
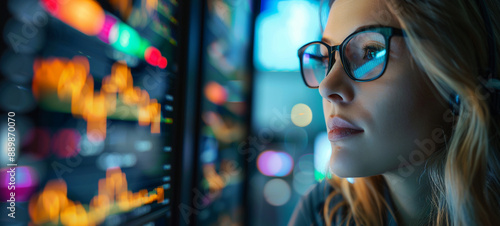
[328,147,388,178]
[329,165,374,178]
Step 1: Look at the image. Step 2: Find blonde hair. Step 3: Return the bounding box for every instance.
[323,0,500,225]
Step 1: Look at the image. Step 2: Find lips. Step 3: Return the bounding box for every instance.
[327,116,364,142]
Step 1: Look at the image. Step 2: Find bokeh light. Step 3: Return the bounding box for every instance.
[257,151,279,176]
[134,140,152,152]
[97,153,138,170]
[293,154,316,195]
[28,168,165,225]
[79,134,105,156]
[276,152,293,176]
[0,166,39,201]
[157,57,168,69]
[254,1,320,71]
[298,153,314,172]
[110,23,141,54]
[33,58,162,139]
[97,14,117,44]
[51,129,81,158]
[40,0,60,16]
[204,81,228,105]
[257,150,293,177]
[39,0,168,68]
[314,132,331,181]
[201,137,218,164]
[291,103,312,127]
[263,178,291,206]
[43,0,106,36]
[144,47,162,66]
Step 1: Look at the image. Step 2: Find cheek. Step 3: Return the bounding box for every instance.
[329,54,447,177]
[369,82,422,133]
[363,60,447,160]
[365,42,442,134]
[370,64,444,136]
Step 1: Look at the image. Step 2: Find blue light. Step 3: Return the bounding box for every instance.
[314,132,331,180]
[201,136,218,164]
[254,1,321,71]
[353,50,386,79]
[275,152,293,177]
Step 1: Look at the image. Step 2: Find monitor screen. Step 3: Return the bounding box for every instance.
[0,0,183,225]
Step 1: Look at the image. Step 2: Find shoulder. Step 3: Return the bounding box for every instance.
[288,180,338,226]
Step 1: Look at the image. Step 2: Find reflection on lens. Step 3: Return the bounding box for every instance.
[345,32,386,80]
[301,43,328,87]
[353,49,386,78]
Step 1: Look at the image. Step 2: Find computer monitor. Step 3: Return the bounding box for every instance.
[0,0,186,225]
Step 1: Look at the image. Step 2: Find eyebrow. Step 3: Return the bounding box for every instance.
[321,24,384,45]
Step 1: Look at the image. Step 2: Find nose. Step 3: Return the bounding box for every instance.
[318,57,355,104]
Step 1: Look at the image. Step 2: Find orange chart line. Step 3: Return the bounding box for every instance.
[32,56,161,141]
[28,168,165,225]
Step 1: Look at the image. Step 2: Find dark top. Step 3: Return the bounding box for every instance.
[288,180,398,226]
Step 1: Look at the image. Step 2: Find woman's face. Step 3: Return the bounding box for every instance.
[321,0,450,177]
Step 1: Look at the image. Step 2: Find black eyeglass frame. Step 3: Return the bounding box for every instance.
[297,26,405,88]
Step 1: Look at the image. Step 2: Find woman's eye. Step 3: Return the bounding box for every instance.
[362,45,384,60]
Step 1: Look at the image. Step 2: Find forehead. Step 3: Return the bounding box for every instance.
[323,0,400,45]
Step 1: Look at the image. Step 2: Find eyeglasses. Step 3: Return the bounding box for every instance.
[298,26,404,88]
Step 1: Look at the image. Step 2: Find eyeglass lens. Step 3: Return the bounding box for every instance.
[301,31,387,87]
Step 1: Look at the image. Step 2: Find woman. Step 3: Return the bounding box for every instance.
[289,0,500,225]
